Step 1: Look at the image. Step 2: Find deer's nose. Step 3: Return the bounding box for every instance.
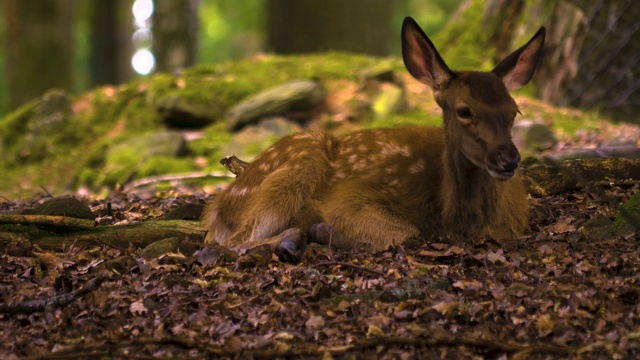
[497,151,521,172]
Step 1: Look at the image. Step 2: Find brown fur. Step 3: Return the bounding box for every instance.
[203,17,545,257]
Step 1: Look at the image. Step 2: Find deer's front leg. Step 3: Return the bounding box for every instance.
[230,228,308,263]
[318,184,423,251]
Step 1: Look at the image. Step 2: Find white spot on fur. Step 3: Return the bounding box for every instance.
[385,165,398,174]
[229,186,253,197]
[409,159,426,174]
[334,171,346,179]
[259,162,271,172]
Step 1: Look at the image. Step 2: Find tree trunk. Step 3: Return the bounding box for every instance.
[3,0,75,108]
[89,0,134,86]
[266,0,396,56]
[152,0,199,74]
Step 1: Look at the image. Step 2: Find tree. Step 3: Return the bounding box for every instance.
[266,0,396,56]
[89,0,135,87]
[436,0,640,122]
[3,0,74,108]
[152,0,199,73]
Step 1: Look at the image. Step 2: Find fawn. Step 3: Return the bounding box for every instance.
[203,17,546,261]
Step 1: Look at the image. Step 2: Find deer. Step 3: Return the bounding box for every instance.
[202,17,546,262]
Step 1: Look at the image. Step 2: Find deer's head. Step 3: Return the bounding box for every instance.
[401,17,545,180]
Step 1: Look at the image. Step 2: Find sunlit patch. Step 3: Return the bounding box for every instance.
[131,49,156,75]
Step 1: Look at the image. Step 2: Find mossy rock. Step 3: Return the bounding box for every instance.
[95,131,187,187]
[140,237,180,259]
[220,117,302,161]
[32,196,95,220]
[612,192,640,237]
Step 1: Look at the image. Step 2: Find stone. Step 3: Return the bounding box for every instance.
[33,196,95,220]
[153,95,219,128]
[100,131,187,185]
[221,117,302,160]
[140,237,180,259]
[226,80,326,131]
[164,203,204,220]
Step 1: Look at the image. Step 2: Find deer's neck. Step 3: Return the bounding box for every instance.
[441,144,499,237]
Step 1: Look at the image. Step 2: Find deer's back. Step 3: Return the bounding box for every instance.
[206,126,447,243]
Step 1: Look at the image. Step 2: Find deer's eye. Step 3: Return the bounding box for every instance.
[456,107,472,118]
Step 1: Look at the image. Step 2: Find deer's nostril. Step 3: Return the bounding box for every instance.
[497,153,520,171]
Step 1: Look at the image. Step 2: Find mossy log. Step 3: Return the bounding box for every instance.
[29,220,205,251]
[522,158,640,196]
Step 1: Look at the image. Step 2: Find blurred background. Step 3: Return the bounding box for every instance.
[1,0,637,121]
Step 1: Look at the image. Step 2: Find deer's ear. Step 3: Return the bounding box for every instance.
[493,27,546,91]
[401,17,454,90]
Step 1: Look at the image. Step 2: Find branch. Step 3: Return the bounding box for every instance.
[313,261,386,277]
[0,273,109,314]
[0,214,95,229]
[123,171,234,192]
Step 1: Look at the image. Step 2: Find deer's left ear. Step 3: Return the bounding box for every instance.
[492,27,546,91]
[401,17,455,91]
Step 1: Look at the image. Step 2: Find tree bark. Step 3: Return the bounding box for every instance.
[89,0,134,86]
[152,0,199,73]
[3,0,75,108]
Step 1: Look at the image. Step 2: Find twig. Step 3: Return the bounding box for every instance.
[0,273,110,314]
[0,195,15,204]
[313,261,386,277]
[123,171,234,192]
[40,185,53,198]
[0,214,95,229]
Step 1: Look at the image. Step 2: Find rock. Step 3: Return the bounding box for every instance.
[4,236,33,257]
[226,80,326,131]
[152,95,219,128]
[140,237,180,259]
[612,192,640,237]
[221,117,302,160]
[33,196,95,220]
[580,213,613,239]
[512,120,557,152]
[359,62,397,83]
[20,90,73,163]
[100,131,187,186]
[164,203,204,220]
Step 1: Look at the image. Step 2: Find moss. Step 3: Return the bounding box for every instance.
[366,108,442,129]
[138,157,196,178]
[551,110,602,137]
[0,99,37,160]
[612,192,640,235]
[433,0,495,71]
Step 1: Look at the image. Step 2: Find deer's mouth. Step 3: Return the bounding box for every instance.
[488,167,516,180]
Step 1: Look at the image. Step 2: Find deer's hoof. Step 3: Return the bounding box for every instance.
[278,228,307,263]
[309,223,334,245]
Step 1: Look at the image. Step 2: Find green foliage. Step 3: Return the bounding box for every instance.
[0,100,37,160]
[198,0,264,63]
[138,157,196,178]
[433,0,495,71]
[612,192,640,235]
[366,108,442,129]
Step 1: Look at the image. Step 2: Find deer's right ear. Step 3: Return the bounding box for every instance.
[401,17,454,90]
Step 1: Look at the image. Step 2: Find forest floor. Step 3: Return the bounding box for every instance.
[1,176,639,359]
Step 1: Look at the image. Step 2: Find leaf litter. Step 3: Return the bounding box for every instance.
[0,182,639,359]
